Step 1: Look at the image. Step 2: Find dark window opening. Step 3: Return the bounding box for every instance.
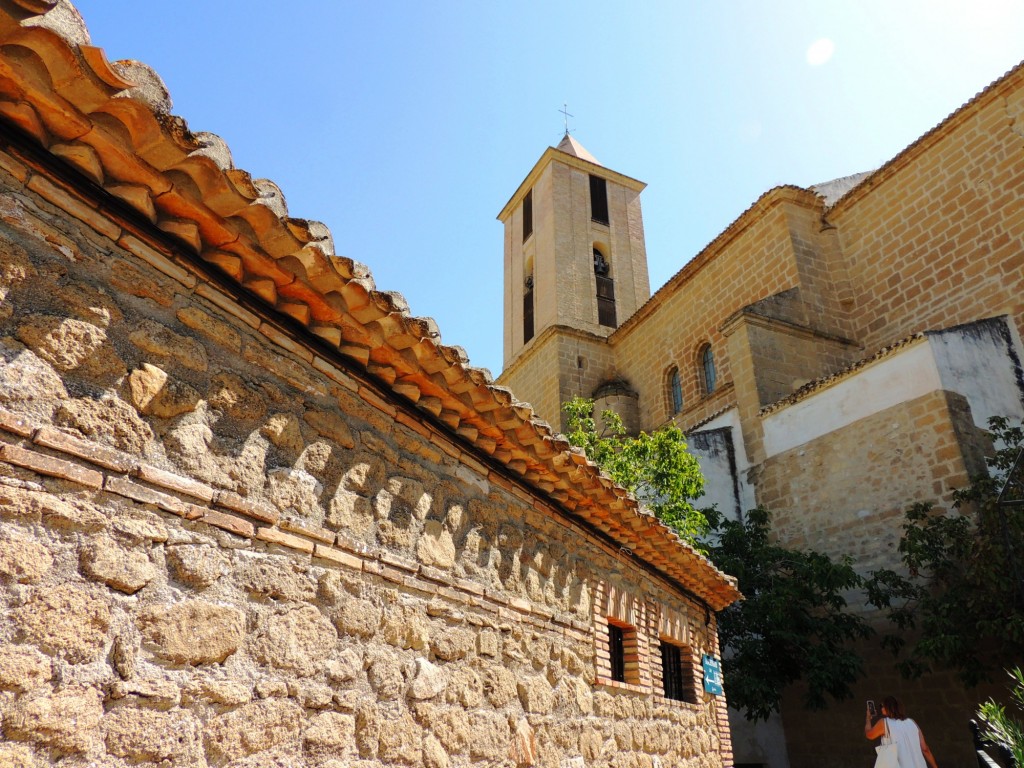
[670,368,682,414]
[590,175,609,225]
[594,247,616,328]
[596,275,616,327]
[701,345,716,394]
[522,189,533,242]
[523,275,534,343]
[660,641,696,703]
[609,624,625,683]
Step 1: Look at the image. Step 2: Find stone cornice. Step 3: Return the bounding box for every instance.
[612,186,823,341]
[720,305,859,348]
[497,146,647,222]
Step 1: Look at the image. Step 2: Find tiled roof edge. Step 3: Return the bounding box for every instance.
[0,0,740,610]
[758,333,927,417]
[826,60,1024,214]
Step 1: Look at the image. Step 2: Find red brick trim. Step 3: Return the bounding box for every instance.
[0,405,593,643]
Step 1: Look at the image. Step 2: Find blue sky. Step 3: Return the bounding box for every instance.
[73,1,1024,377]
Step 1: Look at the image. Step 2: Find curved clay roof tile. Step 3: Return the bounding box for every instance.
[111,59,171,114]
[0,0,743,611]
[190,130,234,170]
[23,0,84,45]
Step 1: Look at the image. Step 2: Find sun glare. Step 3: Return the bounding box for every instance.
[806,38,835,66]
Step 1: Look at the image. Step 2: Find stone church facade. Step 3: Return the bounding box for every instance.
[0,2,742,767]
[498,58,1024,768]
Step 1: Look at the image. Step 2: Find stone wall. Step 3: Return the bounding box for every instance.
[0,150,731,767]
[755,388,978,575]
[832,66,1024,355]
[610,196,807,433]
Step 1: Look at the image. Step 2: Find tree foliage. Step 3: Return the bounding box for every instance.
[562,397,877,721]
[867,417,1024,686]
[563,397,711,543]
[708,507,873,721]
[977,667,1024,768]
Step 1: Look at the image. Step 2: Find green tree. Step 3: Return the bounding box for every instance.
[563,397,878,721]
[562,397,710,543]
[977,667,1024,768]
[868,417,1024,685]
[708,507,873,721]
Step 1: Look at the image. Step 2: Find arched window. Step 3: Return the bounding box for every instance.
[668,367,682,414]
[523,273,534,343]
[594,245,616,327]
[700,344,716,395]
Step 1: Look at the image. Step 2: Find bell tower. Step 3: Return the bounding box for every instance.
[497,135,651,425]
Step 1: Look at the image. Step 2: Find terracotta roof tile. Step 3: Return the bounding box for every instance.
[0,1,740,611]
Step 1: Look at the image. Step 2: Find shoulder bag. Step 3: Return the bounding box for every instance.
[875,719,899,768]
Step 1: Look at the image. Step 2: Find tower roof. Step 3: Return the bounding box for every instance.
[498,137,643,221]
[555,133,601,165]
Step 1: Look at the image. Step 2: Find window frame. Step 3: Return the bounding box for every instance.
[589,174,609,225]
[659,639,698,703]
[700,344,716,395]
[522,189,533,242]
[668,367,682,414]
[609,623,626,682]
[602,616,640,687]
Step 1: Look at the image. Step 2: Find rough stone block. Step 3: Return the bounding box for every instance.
[0,644,51,692]
[79,534,156,594]
[203,698,303,763]
[103,707,202,763]
[14,583,110,663]
[138,600,244,665]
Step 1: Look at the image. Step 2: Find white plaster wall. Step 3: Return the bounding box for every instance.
[930,318,1024,432]
[762,340,942,458]
[690,408,756,521]
[762,317,1024,459]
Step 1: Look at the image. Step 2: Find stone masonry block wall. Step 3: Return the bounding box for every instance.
[833,68,1024,355]
[0,154,730,767]
[500,330,617,432]
[612,202,804,433]
[499,331,565,426]
[742,321,861,409]
[753,388,979,575]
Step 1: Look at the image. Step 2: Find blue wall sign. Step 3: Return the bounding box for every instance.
[702,654,723,695]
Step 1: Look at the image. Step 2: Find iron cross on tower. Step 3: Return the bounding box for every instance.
[559,103,573,135]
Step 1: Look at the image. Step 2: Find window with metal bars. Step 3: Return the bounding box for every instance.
[660,641,696,703]
[609,624,625,682]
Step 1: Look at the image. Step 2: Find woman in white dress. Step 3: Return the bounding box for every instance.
[865,696,939,768]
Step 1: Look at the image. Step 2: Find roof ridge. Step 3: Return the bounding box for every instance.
[0,1,739,609]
